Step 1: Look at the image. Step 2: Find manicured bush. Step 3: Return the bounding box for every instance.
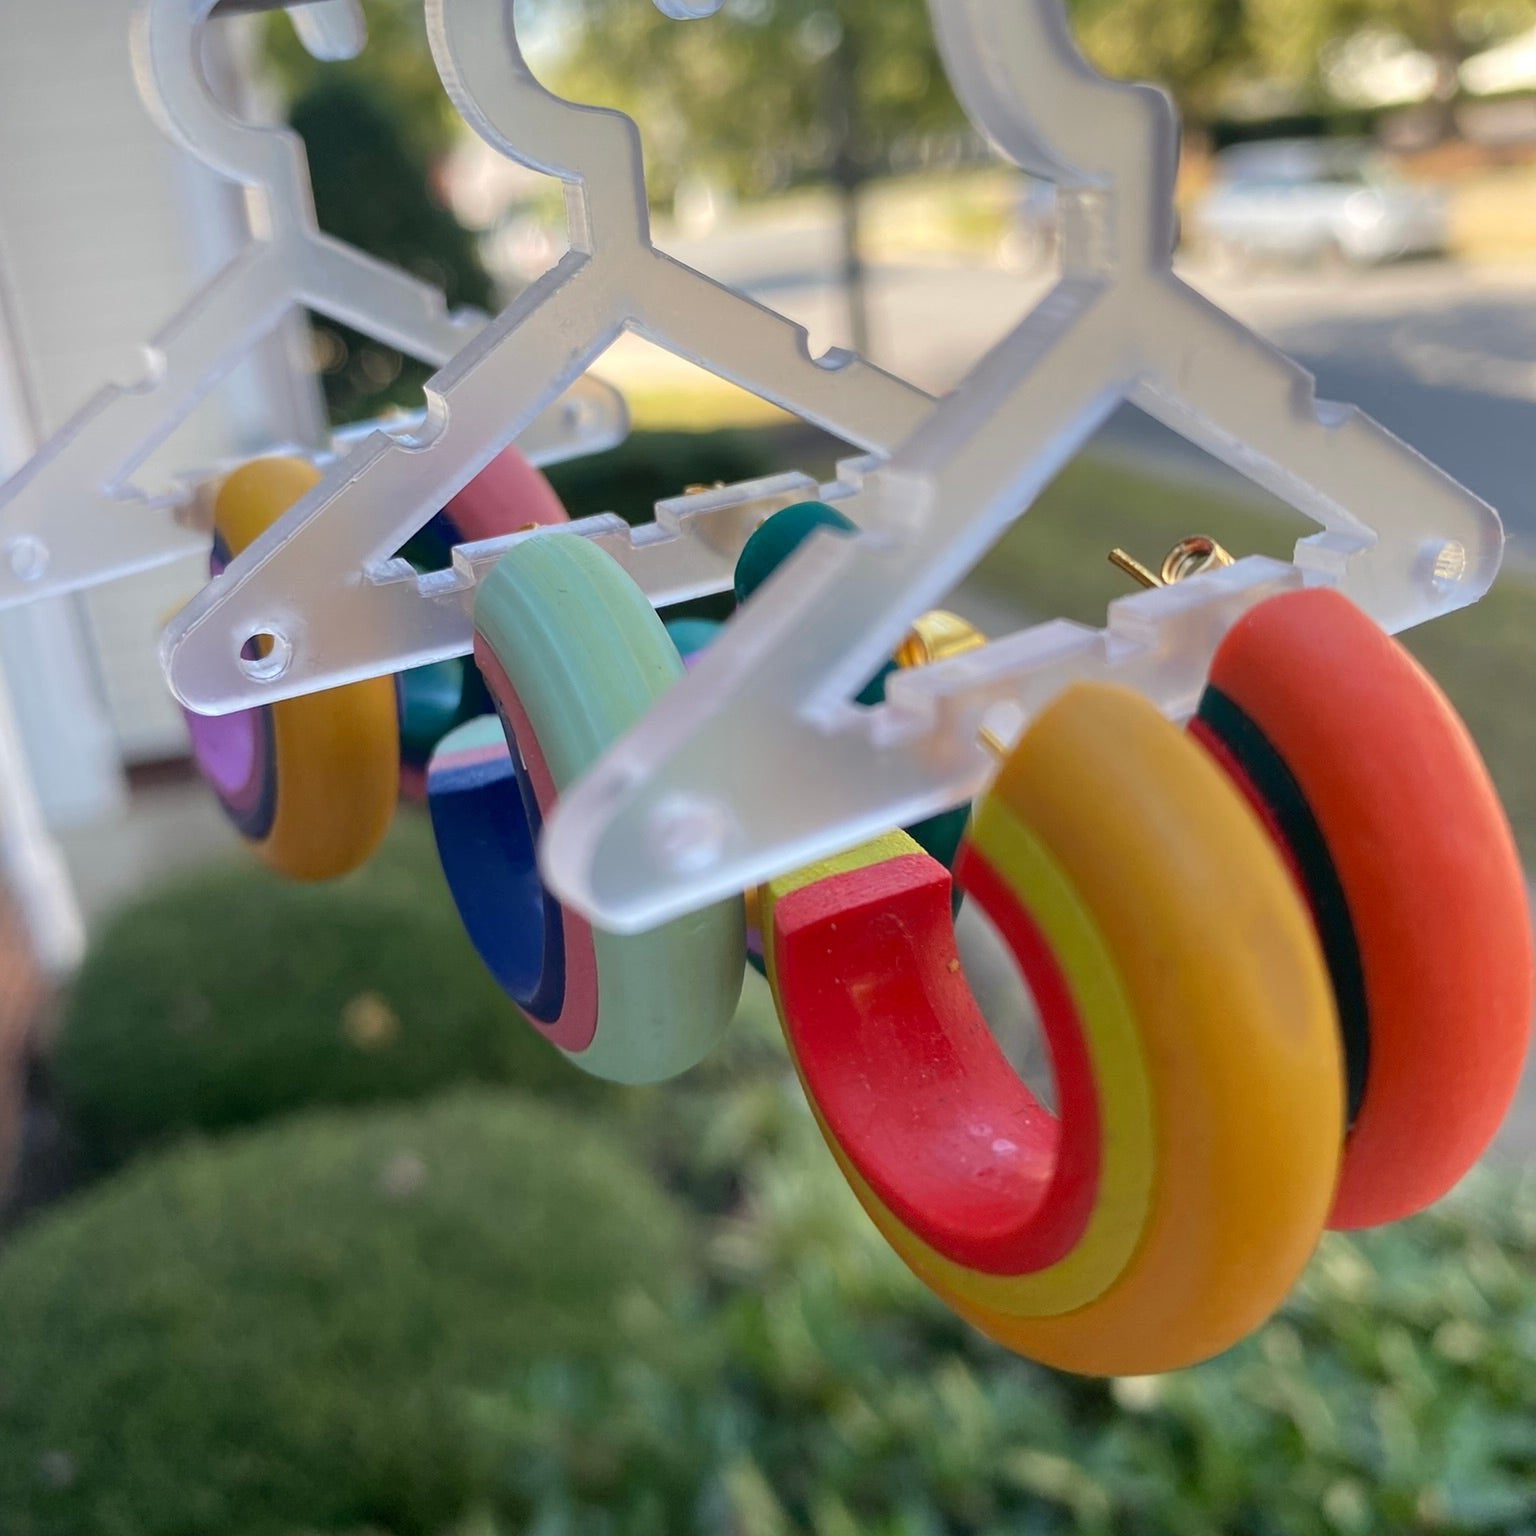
[0,1091,692,1536]
[287,76,497,425]
[53,816,610,1169]
[3,1046,1534,1534]
[453,1102,1536,1536]
[543,430,777,531]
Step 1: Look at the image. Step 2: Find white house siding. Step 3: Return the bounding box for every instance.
[0,6,322,782]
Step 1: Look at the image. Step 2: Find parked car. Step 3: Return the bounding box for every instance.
[1194,139,1447,268]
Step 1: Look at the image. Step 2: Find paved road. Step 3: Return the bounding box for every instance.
[659,219,1536,550]
[1172,262,1536,552]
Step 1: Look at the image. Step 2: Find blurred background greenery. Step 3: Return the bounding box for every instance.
[243,0,1536,682]
[2,1,1533,1530]
[4,819,1535,1534]
[263,0,1536,417]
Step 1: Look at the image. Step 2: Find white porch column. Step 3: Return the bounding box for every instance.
[0,5,324,960]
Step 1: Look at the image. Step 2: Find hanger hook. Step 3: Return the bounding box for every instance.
[132,0,317,227]
[427,0,656,238]
[927,0,1178,264]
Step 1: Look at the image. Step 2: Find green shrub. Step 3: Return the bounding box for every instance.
[465,1101,1536,1536]
[54,817,610,1169]
[542,430,776,530]
[0,1091,692,1536]
[288,76,497,425]
[4,1041,1535,1534]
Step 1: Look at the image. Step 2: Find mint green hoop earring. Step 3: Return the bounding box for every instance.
[470,534,747,1083]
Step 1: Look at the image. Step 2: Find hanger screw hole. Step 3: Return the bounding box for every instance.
[239,629,293,684]
[5,537,49,583]
[1430,540,1468,588]
[648,793,730,873]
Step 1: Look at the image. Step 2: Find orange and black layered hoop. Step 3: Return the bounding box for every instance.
[1194,587,1533,1230]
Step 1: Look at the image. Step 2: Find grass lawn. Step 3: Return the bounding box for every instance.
[648,162,1536,276]
[1449,161,1536,262]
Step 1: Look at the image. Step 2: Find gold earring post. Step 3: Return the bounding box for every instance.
[1107,547,1164,588]
[1109,536,1236,590]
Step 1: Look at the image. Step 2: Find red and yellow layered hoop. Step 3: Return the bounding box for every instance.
[762,683,1345,1376]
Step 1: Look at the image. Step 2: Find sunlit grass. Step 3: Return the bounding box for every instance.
[618,375,794,433]
[656,159,1536,266]
[1450,163,1536,262]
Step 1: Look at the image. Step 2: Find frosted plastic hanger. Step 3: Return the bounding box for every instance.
[0,0,625,609]
[540,0,1505,933]
[160,0,938,712]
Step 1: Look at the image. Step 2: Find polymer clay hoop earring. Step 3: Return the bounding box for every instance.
[185,457,398,881]
[441,443,570,543]
[428,715,557,1007]
[664,616,724,669]
[457,534,746,1084]
[763,683,1344,1377]
[399,447,571,798]
[1197,587,1533,1230]
[734,503,970,971]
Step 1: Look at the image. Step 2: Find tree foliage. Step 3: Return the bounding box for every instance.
[286,75,495,421]
[1071,0,1257,119]
[555,0,1536,191]
[261,0,466,161]
[260,0,1536,223]
[552,0,1273,197]
[1264,0,1532,79]
[556,0,965,200]
[257,0,1536,237]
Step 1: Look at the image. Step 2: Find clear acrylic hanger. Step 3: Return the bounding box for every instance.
[160,0,941,712]
[0,0,626,609]
[539,0,1505,933]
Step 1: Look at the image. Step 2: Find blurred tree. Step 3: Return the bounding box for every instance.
[261,6,496,422]
[557,0,967,353]
[559,0,963,201]
[1246,0,1536,132]
[1070,0,1257,122]
[254,0,1536,395]
[556,0,1303,195]
[262,0,465,161]
[285,76,495,422]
